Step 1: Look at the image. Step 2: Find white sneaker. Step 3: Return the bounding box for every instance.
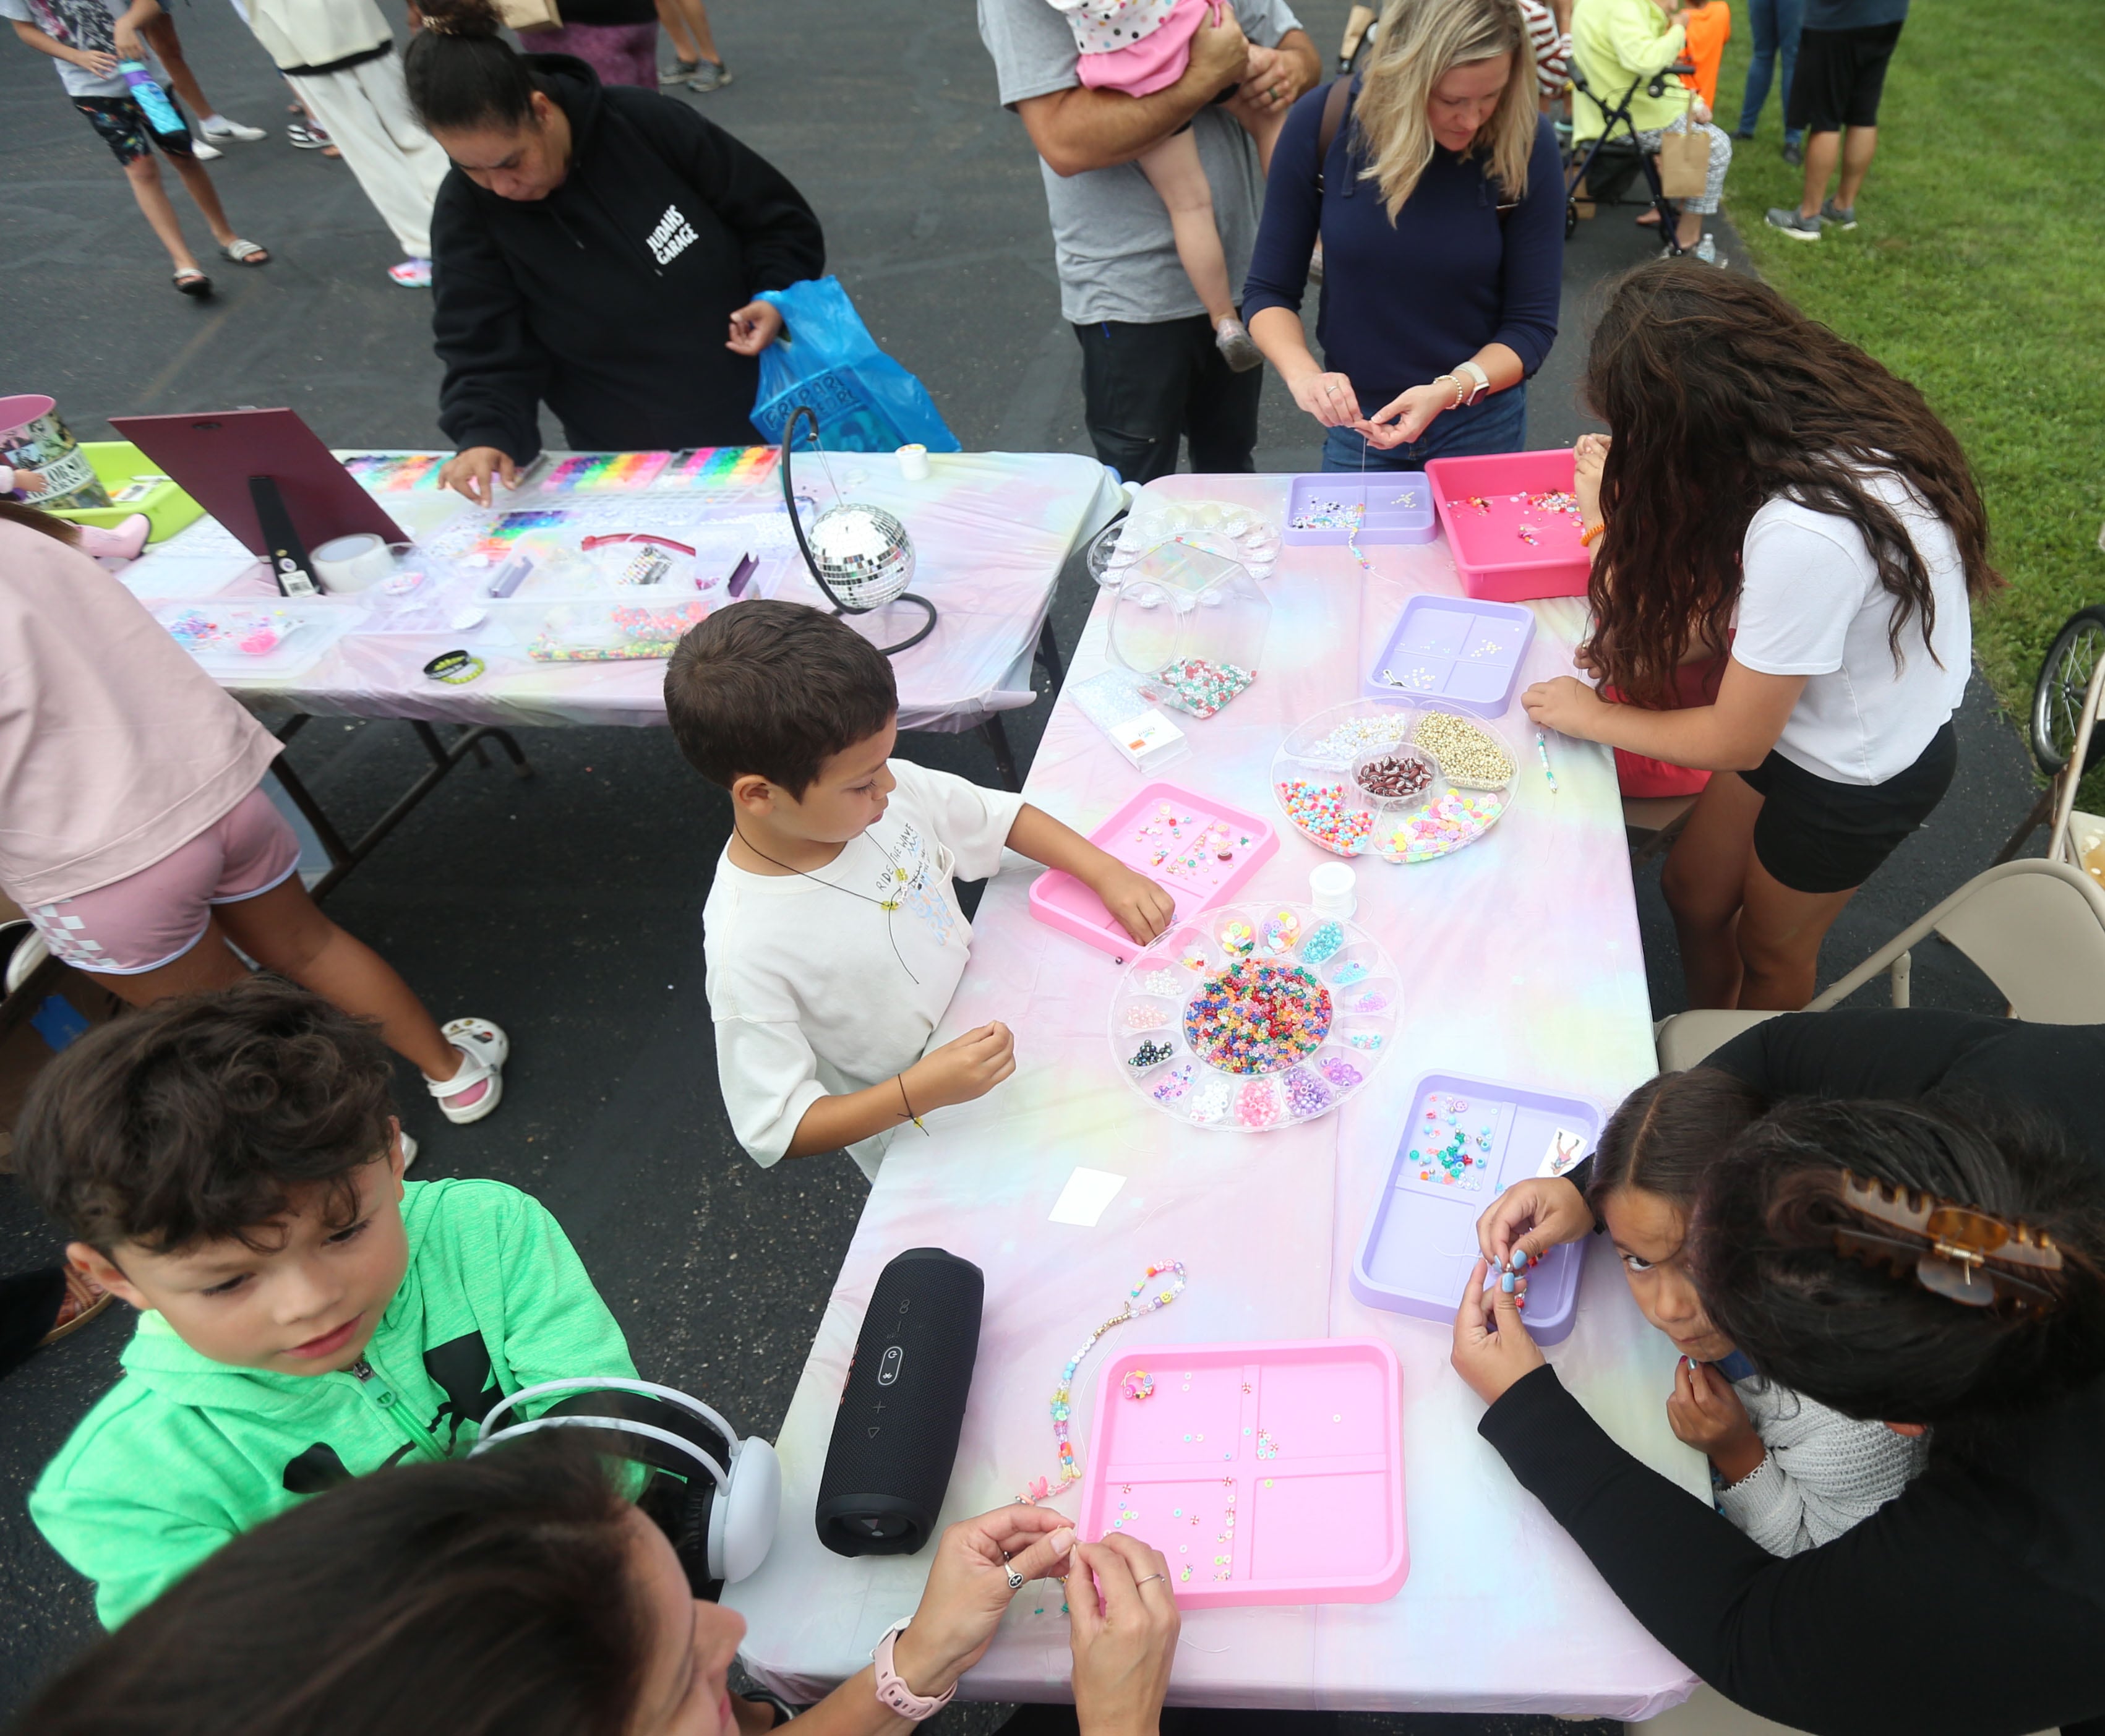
[191,139,223,161]
[200,116,267,141]
[426,1017,509,1124]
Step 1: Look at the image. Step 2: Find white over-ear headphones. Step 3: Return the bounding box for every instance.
[472,1377,782,1585]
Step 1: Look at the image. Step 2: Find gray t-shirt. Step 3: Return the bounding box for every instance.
[977,0,1301,326]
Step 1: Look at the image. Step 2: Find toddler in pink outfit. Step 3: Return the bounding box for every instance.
[1052,0,1282,370]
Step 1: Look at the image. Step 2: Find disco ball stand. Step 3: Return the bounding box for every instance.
[779,405,937,657]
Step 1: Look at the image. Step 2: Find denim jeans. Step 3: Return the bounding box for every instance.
[1319,384,1528,472]
[1738,0,1805,147]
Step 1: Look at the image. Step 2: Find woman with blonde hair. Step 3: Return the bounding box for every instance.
[1243,0,1562,469]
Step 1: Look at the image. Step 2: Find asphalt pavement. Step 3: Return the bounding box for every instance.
[0,0,2043,1721]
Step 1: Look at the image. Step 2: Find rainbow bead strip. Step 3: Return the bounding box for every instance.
[1023,1261,1188,1501]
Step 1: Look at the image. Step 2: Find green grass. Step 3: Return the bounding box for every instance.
[1708,0,2105,729]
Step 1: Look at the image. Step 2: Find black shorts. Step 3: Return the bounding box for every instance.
[73,93,195,166]
[1740,719,1957,896]
[1787,21,1904,133]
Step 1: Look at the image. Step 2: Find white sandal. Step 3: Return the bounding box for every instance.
[220,239,270,266]
[426,1017,509,1124]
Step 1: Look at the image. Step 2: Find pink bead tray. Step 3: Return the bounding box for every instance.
[1424,449,1592,602]
[1029,781,1279,960]
[1077,1338,1407,1609]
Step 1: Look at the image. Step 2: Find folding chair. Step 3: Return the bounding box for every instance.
[1653,857,2105,1072]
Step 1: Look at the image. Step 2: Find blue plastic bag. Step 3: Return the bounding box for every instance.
[752,277,960,455]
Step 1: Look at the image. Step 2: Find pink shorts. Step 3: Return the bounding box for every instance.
[1078,0,1215,98]
[25,786,302,974]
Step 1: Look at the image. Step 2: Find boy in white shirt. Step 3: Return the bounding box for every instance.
[669,601,1172,1178]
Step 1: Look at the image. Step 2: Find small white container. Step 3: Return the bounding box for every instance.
[1309,862,1357,918]
[896,443,930,482]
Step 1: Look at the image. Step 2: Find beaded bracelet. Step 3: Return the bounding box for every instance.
[1018,1261,1186,1503]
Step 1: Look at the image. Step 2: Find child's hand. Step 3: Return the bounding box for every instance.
[1477,1176,1591,1272]
[1573,432,1610,526]
[907,1022,1016,1113]
[1668,1358,1765,1481]
[1089,864,1174,947]
[113,22,144,61]
[74,46,118,73]
[1522,675,1611,741]
[1449,1259,1544,1405]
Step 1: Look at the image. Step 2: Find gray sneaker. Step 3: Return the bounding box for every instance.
[687,59,732,92]
[659,58,699,85]
[1820,199,1858,231]
[1765,206,1823,242]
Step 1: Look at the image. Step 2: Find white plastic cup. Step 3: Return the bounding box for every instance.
[1310,862,1357,918]
[896,443,930,482]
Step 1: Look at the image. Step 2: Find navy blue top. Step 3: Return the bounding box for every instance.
[1242,82,1564,417]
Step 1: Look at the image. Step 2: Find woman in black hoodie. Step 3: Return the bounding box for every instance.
[404,0,824,503]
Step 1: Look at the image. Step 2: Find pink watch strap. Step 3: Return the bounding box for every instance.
[872,1620,955,1721]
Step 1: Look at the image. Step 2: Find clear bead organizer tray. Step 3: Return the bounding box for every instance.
[1108,900,1397,1132]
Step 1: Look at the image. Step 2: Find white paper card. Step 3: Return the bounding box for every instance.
[1538,1127,1589,1178]
[1048,1166,1127,1227]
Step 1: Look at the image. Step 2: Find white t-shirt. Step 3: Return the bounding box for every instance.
[0,0,168,98]
[1732,474,1971,785]
[704,759,1026,1179]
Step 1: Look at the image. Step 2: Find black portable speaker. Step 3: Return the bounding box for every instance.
[815,1246,984,1557]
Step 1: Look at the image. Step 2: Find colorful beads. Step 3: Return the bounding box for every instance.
[1122,1369,1156,1401]
[1027,1262,1186,1500]
[1300,920,1345,964]
[1259,908,1300,953]
[1149,657,1254,720]
[1412,1091,1488,1189]
[1385,789,1506,861]
[1277,779,1376,855]
[1218,919,1255,956]
[1181,959,1332,1075]
[1122,1003,1169,1031]
[1329,960,1369,987]
[1355,748,1438,803]
[1127,1038,1175,1072]
[1319,1054,1363,1088]
[1289,496,1363,531]
[1151,1062,1193,1104]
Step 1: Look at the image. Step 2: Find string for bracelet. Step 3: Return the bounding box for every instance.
[732,823,920,985]
[1018,1261,1186,1503]
[895,1073,927,1135]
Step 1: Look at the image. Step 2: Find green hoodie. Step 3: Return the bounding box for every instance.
[31,1178,634,1628]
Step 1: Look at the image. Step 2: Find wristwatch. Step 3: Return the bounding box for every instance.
[872,1618,956,1721]
[1453,360,1492,406]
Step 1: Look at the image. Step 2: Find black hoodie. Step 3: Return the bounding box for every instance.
[431,57,825,460]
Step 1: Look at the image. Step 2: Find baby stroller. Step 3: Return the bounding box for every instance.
[1564,58,1698,252]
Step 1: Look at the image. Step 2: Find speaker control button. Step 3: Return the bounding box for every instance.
[878,1345,904,1385]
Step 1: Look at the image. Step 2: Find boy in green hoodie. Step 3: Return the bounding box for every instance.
[20,978,635,1627]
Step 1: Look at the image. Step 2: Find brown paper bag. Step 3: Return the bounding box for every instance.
[495,0,561,33]
[1657,96,1710,199]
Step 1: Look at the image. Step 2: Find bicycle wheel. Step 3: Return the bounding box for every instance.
[2029,604,2105,775]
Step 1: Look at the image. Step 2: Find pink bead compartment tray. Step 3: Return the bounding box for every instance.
[1029,782,1279,960]
[1424,449,1592,602]
[1077,1338,1407,1609]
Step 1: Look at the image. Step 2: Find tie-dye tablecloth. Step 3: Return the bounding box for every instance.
[118,449,1119,733]
[724,472,1704,1717]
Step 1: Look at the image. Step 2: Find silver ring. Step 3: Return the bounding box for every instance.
[1136,1572,1168,1586]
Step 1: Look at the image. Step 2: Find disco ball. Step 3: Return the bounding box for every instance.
[806,503,915,610]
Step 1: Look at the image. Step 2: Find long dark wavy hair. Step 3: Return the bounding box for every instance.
[1582,261,2001,708]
